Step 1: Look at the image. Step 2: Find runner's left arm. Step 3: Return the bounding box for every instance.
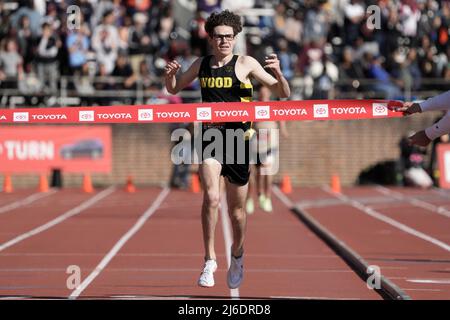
[247,55,290,99]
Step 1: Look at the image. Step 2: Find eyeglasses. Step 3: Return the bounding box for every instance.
[212,33,235,42]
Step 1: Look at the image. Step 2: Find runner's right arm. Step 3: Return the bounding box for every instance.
[165,57,203,94]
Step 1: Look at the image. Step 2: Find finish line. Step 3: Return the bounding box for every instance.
[0,99,403,124]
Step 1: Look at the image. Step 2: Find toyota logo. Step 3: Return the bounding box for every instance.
[15,115,27,120]
[257,110,268,116]
[140,112,151,118]
[199,111,210,117]
[81,114,92,119]
[375,105,386,113]
[316,108,326,114]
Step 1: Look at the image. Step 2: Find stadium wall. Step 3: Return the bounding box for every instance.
[2,112,440,189]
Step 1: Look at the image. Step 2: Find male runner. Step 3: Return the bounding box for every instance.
[165,10,290,289]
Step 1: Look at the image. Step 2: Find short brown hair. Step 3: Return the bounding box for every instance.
[204,10,242,37]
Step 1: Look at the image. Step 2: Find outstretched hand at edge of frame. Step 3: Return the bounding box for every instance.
[389,101,422,116]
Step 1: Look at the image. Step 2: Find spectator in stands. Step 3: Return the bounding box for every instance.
[311,54,339,99]
[10,0,43,37]
[94,63,114,106]
[111,0,127,28]
[138,59,154,91]
[439,2,450,49]
[384,5,403,58]
[221,0,255,12]
[43,2,61,31]
[33,0,46,17]
[66,23,90,75]
[197,0,221,14]
[18,63,41,95]
[36,22,61,94]
[92,10,120,75]
[366,52,402,99]
[0,4,12,40]
[343,0,365,46]
[118,25,130,54]
[74,62,95,105]
[284,8,302,53]
[0,38,24,89]
[441,62,450,91]
[399,0,421,39]
[405,48,422,91]
[124,0,152,17]
[92,0,121,28]
[276,38,295,82]
[157,4,176,58]
[303,0,330,44]
[297,39,324,76]
[190,10,209,57]
[16,15,36,71]
[272,3,287,37]
[128,12,152,76]
[420,47,439,81]
[337,46,365,94]
[75,0,95,27]
[112,53,137,93]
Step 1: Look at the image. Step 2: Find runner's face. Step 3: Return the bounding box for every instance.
[209,25,235,56]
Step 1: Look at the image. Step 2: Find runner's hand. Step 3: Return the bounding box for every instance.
[264,54,282,76]
[165,60,181,78]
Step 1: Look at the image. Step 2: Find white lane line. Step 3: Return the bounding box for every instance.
[219,194,240,299]
[0,252,341,258]
[0,187,116,253]
[0,189,58,215]
[322,186,450,253]
[69,187,170,299]
[407,279,450,284]
[272,186,293,208]
[402,288,442,292]
[432,187,450,198]
[375,185,450,218]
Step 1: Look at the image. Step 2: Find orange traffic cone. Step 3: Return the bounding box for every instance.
[82,173,93,193]
[38,173,49,192]
[191,173,200,193]
[331,174,341,193]
[281,175,292,194]
[3,174,13,193]
[125,176,136,193]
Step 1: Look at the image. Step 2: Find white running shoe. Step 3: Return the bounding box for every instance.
[263,197,273,213]
[258,194,266,209]
[246,198,254,215]
[198,259,217,288]
[227,254,244,289]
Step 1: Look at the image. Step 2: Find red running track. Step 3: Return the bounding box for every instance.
[0,187,380,300]
[286,186,450,300]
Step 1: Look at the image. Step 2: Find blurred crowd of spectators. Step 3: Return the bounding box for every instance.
[0,0,449,106]
[0,0,181,105]
[240,0,450,99]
